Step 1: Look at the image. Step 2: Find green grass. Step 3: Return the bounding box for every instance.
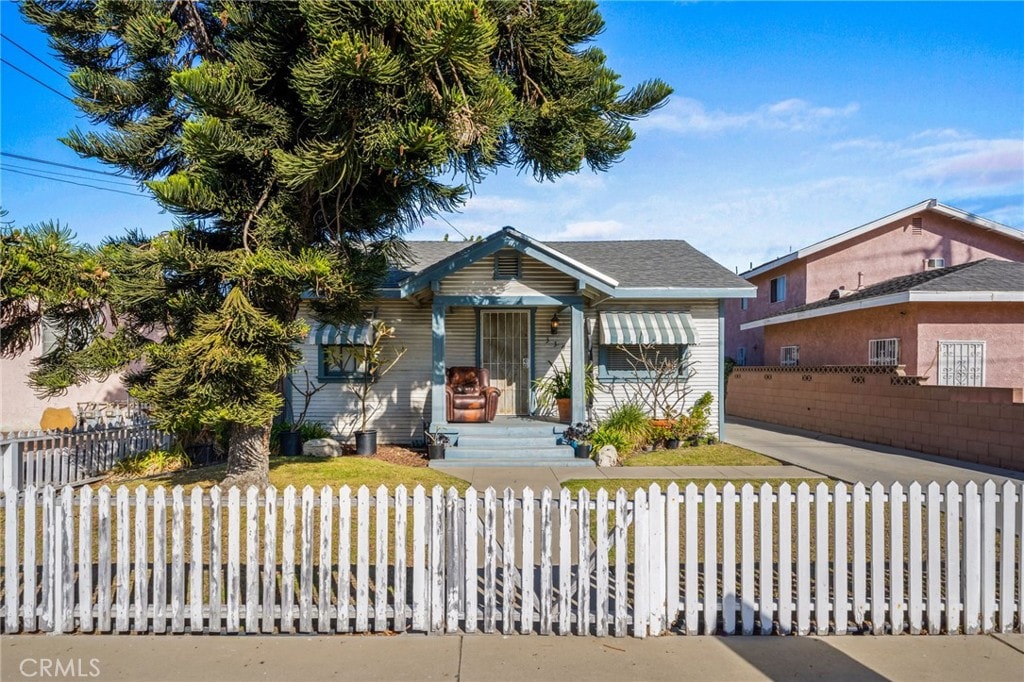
[113,456,468,492]
[562,477,835,497]
[622,443,781,467]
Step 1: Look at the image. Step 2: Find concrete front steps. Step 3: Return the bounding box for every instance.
[429,420,595,469]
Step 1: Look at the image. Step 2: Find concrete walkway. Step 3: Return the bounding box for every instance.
[2,633,1021,681]
[725,417,1024,486]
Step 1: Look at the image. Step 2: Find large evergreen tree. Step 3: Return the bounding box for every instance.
[14,0,671,487]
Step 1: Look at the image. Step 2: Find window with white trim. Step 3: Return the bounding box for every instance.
[780,345,799,366]
[770,275,787,303]
[868,338,900,366]
[925,258,945,270]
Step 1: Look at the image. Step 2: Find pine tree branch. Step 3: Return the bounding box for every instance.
[242,181,273,252]
[170,0,222,62]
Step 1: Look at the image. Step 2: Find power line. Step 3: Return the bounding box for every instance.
[1,33,67,79]
[0,57,74,102]
[1,152,128,178]
[2,167,150,198]
[2,163,140,187]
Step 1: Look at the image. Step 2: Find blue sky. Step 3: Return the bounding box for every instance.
[2,1,1021,274]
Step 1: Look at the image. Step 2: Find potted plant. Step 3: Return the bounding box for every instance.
[425,428,450,460]
[281,368,326,456]
[348,320,407,456]
[532,360,598,423]
[666,416,690,449]
[563,421,595,459]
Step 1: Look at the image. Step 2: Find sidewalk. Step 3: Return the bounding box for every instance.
[725,417,1024,486]
[2,632,1021,681]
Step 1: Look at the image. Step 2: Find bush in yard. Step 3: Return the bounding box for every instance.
[589,425,630,454]
[109,447,191,480]
[599,402,653,453]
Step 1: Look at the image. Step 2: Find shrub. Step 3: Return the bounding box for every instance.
[600,402,652,452]
[272,420,333,453]
[299,421,332,441]
[589,425,629,453]
[686,391,714,442]
[110,448,191,480]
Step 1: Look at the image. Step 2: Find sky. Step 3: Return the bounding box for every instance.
[1,1,1022,274]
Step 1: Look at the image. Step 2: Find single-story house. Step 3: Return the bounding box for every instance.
[739,259,1024,388]
[290,227,754,465]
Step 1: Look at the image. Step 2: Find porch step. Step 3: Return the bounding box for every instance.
[444,446,574,460]
[454,436,562,449]
[452,423,566,438]
[431,456,595,469]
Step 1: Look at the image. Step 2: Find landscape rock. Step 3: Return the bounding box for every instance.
[303,438,343,458]
[596,445,619,467]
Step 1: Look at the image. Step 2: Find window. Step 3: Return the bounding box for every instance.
[493,251,522,279]
[319,344,370,382]
[740,297,749,311]
[599,344,687,379]
[780,345,799,366]
[868,338,900,366]
[736,347,746,366]
[925,258,945,270]
[770,275,787,303]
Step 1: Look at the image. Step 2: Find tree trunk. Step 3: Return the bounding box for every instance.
[222,421,271,489]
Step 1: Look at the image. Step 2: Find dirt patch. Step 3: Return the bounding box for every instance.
[359,443,429,468]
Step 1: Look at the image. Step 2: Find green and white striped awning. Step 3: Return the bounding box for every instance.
[599,311,699,345]
[313,322,375,345]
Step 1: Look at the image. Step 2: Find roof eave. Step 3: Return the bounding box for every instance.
[740,289,1024,329]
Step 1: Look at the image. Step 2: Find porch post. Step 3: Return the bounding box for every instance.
[431,300,447,425]
[570,302,585,424]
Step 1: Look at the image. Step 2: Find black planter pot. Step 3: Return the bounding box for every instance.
[355,430,377,456]
[186,443,216,466]
[280,431,302,457]
[427,444,446,460]
[666,438,681,450]
[574,443,592,459]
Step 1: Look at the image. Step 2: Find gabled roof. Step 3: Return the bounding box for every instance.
[742,199,1024,279]
[740,259,1024,329]
[390,227,754,299]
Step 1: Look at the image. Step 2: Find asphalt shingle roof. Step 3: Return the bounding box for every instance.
[769,259,1024,317]
[388,237,750,290]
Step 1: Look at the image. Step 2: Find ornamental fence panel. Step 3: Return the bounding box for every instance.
[0,481,1020,636]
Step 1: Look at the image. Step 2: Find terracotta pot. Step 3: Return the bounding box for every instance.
[556,398,572,423]
[649,419,673,429]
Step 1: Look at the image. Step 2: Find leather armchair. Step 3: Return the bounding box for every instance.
[445,367,501,423]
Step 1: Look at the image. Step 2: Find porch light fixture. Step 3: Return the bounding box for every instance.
[549,312,561,335]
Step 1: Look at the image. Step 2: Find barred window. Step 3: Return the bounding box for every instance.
[780,345,799,366]
[868,338,900,366]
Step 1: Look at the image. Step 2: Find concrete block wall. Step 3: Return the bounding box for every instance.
[726,366,1024,472]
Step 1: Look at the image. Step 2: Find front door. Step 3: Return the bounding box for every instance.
[480,310,531,415]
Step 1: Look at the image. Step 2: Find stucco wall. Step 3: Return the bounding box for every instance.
[760,302,1023,388]
[1,348,128,432]
[725,206,1024,367]
[726,366,1024,472]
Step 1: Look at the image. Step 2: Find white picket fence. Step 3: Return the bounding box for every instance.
[0,481,1021,636]
[0,425,167,491]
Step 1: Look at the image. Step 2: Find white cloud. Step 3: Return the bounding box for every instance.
[900,137,1024,192]
[549,220,626,240]
[641,97,860,135]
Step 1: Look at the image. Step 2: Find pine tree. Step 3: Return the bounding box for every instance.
[16,0,671,487]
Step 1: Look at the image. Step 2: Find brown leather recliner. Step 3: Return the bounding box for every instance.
[445,367,501,423]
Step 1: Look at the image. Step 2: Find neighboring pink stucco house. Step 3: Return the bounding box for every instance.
[1,342,128,432]
[725,199,1024,387]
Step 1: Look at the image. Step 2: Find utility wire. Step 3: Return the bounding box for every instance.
[1,152,128,178]
[0,57,74,102]
[1,163,140,187]
[2,167,150,198]
[1,33,67,79]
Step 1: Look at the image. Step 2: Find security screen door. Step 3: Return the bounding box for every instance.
[480,310,531,415]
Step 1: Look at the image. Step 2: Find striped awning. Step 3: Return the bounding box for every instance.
[313,321,374,346]
[599,311,699,345]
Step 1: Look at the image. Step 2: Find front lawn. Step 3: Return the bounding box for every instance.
[622,443,781,467]
[110,455,468,492]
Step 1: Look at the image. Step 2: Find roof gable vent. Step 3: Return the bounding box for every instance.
[493,250,522,280]
[911,217,923,235]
